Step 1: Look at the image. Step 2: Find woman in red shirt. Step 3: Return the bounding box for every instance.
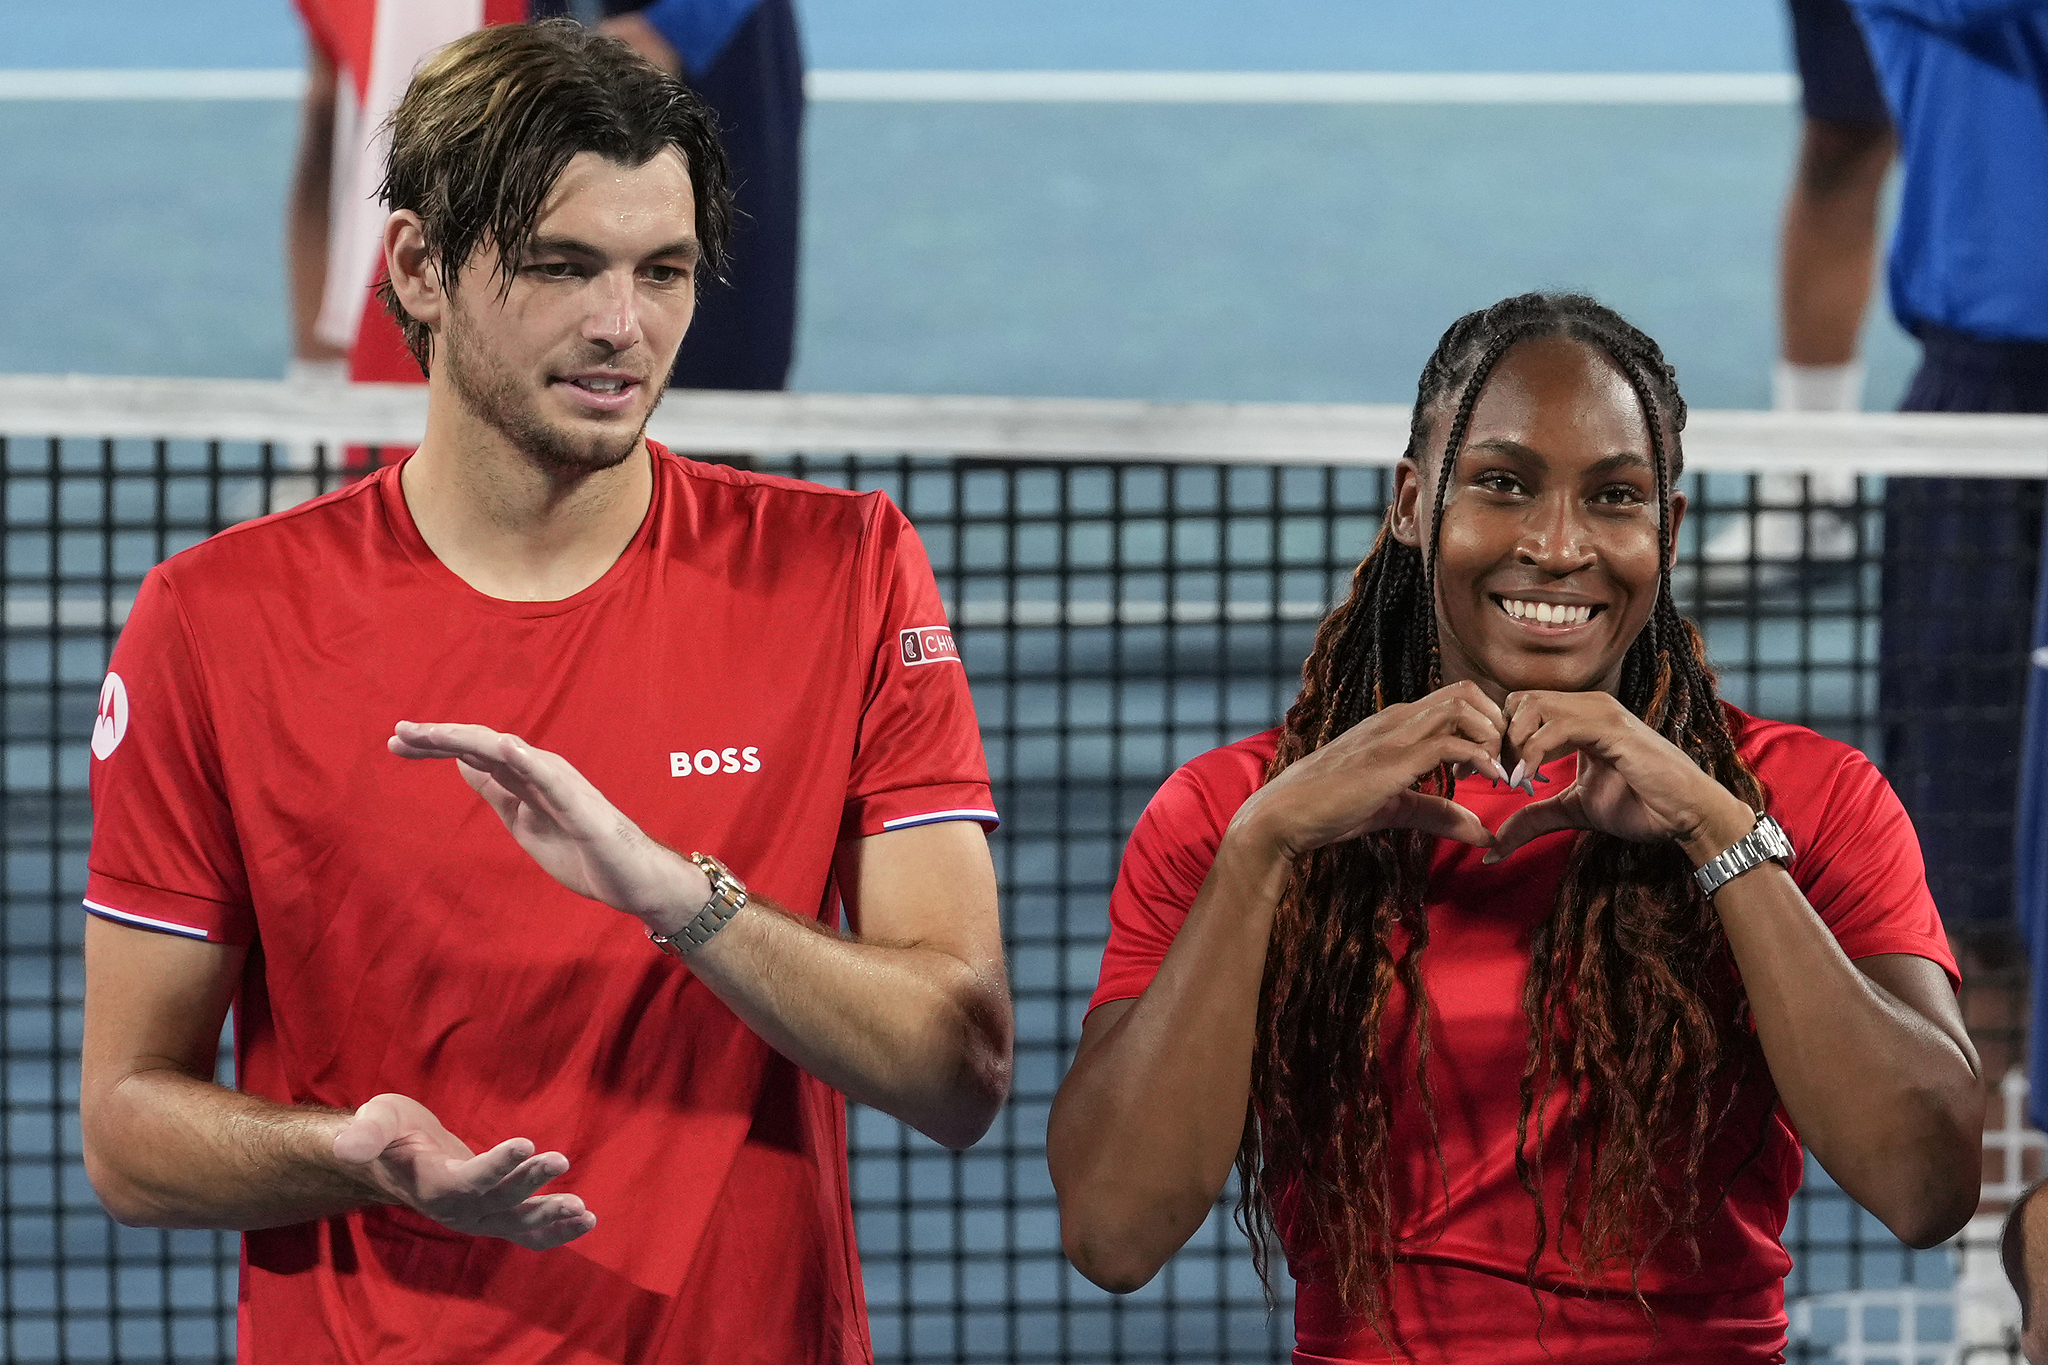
[1047,293,1984,1363]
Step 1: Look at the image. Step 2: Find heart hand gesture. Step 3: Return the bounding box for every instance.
[1484,691,1757,865]
[1232,680,1508,859]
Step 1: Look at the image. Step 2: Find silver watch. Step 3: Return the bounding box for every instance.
[648,852,748,957]
[1692,813,1794,898]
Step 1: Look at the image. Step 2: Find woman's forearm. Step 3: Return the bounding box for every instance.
[1047,826,1292,1292]
[1701,848,1983,1246]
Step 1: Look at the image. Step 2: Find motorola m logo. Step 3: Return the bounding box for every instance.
[899,625,960,667]
[92,673,130,760]
[670,746,762,777]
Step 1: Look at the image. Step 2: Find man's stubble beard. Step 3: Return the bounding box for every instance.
[441,301,671,476]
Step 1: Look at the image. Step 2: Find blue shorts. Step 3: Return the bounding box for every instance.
[1788,0,1892,126]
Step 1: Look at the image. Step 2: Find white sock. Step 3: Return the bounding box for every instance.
[285,357,349,385]
[1774,359,1864,412]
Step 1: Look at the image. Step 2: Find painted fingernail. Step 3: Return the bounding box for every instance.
[1533,771,1552,784]
[1519,780,1537,796]
[1507,761,1527,788]
[1491,759,1513,785]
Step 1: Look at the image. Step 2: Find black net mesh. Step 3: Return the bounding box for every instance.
[0,434,2027,1362]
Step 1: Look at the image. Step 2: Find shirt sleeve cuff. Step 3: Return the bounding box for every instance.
[1842,933,1961,991]
[83,869,252,945]
[841,783,1000,840]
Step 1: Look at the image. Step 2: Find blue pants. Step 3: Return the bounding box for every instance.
[668,0,803,391]
[1880,327,2048,937]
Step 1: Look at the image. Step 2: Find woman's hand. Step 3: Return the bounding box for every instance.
[1231,680,1508,861]
[1484,691,1756,865]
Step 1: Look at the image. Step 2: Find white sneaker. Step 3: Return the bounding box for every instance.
[1702,506,1860,563]
[1702,472,1860,563]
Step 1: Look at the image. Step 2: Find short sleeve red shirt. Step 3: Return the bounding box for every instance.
[86,445,994,1365]
[1090,714,1955,1365]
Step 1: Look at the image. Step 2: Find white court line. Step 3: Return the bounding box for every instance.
[0,69,306,100]
[0,68,1797,104]
[808,70,1798,104]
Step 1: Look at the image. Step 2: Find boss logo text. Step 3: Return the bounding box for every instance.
[670,747,762,777]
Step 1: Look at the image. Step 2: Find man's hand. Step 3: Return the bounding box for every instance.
[388,722,710,931]
[1229,680,1506,860]
[1485,690,1756,864]
[333,1093,595,1250]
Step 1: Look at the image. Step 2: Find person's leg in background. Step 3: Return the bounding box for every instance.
[1883,334,2048,1088]
[1780,0,1894,414]
[1711,0,1894,568]
[1778,113,1894,412]
[665,0,803,394]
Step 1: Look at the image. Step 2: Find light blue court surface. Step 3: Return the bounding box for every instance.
[11,1,1793,71]
[3,0,1922,410]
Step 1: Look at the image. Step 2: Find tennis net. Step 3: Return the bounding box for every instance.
[4,375,2046,1364]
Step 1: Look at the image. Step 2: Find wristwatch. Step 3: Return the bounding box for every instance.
[1692,813,1794,898]
[648,852,749,957]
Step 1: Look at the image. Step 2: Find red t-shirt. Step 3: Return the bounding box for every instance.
[86,443,996,1364]
[1089,713,1955,1365]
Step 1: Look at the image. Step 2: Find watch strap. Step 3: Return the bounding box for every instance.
[648,852,749,957]
[1692,813,1794,898]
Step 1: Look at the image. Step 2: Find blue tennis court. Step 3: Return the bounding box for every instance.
[3,0,1921,409]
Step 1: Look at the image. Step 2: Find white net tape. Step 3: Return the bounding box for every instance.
[4,373,2047,475]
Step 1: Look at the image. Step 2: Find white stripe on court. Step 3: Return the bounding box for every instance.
[0,69,307,100]
[806,70,1798,105]
[0,68,1796,105]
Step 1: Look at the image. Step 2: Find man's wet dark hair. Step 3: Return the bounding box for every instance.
[372,18,734,375]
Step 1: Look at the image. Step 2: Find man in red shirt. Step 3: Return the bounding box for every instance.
[80,22,1009,1364]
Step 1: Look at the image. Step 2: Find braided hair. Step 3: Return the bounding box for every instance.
[1234,293,1769,1322]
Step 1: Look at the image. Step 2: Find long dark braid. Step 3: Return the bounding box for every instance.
[1234,293,1770,1323]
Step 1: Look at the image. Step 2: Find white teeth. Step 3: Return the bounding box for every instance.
[578,378,625,393]
[1500,598,1592,626]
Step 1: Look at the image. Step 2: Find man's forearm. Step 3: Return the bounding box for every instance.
[85,1067,378,1230]
[681,899,1011,1150]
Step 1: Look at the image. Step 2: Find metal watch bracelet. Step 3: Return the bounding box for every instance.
[1691,813,1794,899]
[648,852,748,957]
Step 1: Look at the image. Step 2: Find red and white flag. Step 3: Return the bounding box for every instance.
[296,0,525,373]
